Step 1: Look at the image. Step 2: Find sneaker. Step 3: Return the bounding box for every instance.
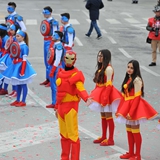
[85,34,90,37]
[149,62,156,66]
[96,35,102,40]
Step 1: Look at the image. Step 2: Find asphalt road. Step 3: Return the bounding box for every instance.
[0,0,160,160]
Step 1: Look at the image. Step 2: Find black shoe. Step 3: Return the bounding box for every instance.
[85,34,90,37]
[132,1,135,3]
[96,35,102,40]
[149,62,156,66]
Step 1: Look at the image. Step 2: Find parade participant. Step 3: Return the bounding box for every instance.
[2,29,36,107]
[5,2,26,31]
[46,31,65,108]
[85,0,104,39]
[60,13,75,51]
[116,60,158,160]
[0,23,9,95]
[146,1,160,66]
[40,6,59,87]
[54,50,90,160]
[88,49,121,146]
[5,24,20,97]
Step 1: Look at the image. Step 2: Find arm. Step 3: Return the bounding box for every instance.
[146,23,154,32]
[20,55,27,76]
[128,77,142,118]
[49,48,62,77]
[102,66,113,106]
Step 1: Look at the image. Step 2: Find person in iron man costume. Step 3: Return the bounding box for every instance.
[55,50,90,160]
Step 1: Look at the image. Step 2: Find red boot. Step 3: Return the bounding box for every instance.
[46,104,55,108]
[15,101,26,107]
[129,155,141,160]
[10,100,20,106]
[93,117,107,143]
[40,80,49,85]
[71,138,80,160]
[45,82,50,87]
[0,89,8,95]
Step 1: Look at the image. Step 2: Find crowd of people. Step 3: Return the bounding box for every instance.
[0,1,160,160]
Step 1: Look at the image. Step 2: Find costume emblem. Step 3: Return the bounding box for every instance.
[6,20,14,29]
[47,48,55,65]
[10,42,20,58]
[5,36,13,51]
[40,20,50,36]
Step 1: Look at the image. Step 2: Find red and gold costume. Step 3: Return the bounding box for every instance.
[116,77,157,160]
[88,65,121,146]
[55,51,88,160]
[89,65,121,112]
[116,77,158,124]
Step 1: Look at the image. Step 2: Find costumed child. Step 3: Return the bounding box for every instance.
[88,49,121,146]
[0,23,9,95]
[39,6,59,87]
[46,31,65,108]
[2,29,37,107]
[116,60,158,160]
[0,24,19,97]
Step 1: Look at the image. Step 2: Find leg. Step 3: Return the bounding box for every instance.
[93,112,107,143]
[15,84,27,107]
[92,20,102,38]
[40,41,50,85]
[149,40,157,66]
[86,21,93,36]
[130,125,142,160]
[100,112,114,146]
[120,125,134,159]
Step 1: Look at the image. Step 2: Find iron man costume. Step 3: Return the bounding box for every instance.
[55,50,88,160]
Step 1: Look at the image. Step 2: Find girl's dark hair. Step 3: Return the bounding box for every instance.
[8,2,16,8]
[43,6,52,13]
[121,60,144,97]
[93,49,111,84]
[0,24,8,38]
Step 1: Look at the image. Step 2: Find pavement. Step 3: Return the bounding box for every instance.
[0,0,160,159]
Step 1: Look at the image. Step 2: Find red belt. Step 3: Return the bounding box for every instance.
[13,58,23,64]
[44,37,52,41]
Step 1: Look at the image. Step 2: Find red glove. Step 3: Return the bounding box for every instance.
[64,46,72,51]
[49,66,57,77]
[20,61,26,76]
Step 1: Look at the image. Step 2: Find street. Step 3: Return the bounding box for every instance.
[0,0,160,159]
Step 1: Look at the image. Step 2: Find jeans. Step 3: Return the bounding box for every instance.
[87,20,101,36]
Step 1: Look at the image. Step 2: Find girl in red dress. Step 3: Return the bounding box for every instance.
[88,49,121,146]
[116,60,158,160]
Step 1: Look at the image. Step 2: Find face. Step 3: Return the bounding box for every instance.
[98,52,103,63]
[9,29,16,36]
[155,11,160,17]
[43,14,50,19]
[127,63,134,75]
[64,52,76,67]
[16,34,24,42]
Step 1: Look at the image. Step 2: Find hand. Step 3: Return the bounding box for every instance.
[126,114,132,120]
[19,73,24,77]
[49,72,54,77]
[86,98,93,106]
